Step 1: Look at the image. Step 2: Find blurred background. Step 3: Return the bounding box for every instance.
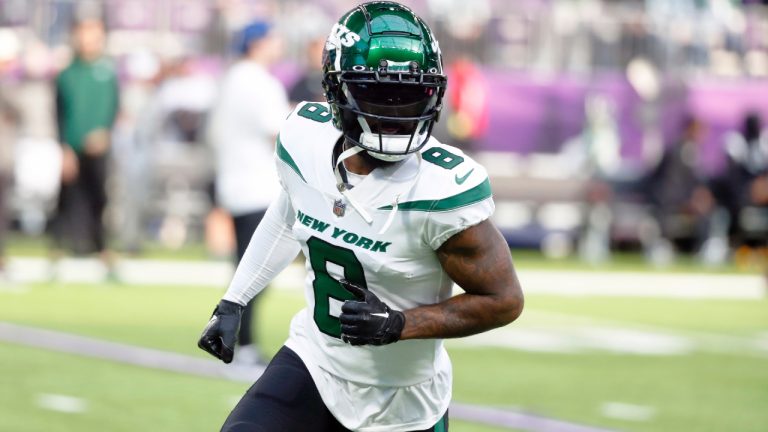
[0,1,766,431]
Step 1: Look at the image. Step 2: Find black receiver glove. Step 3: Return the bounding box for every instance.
[339,279,406,346]
[197,299,244,363]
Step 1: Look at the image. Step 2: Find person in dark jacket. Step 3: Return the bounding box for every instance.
[53,17,119,276]
[647,117,716,256]
[722,113,768,242]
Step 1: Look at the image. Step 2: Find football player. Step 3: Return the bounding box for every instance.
[198,2,524,431]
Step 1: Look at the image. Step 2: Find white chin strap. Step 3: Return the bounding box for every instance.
[332,144,403,233]
[334,145,373,224]
[333,143,411,234]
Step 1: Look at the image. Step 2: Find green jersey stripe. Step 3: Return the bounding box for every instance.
[378,178,492,212]
[276,135,306,183]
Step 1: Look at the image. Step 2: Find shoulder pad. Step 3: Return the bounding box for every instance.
[419,141,490,192]
[381,140,491,212]
[276,102,340,184]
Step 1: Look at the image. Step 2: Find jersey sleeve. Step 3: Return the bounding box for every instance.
[222,189,301,305]
[422,165,495,250]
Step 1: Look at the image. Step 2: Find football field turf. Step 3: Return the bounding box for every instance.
[0,277,766,432]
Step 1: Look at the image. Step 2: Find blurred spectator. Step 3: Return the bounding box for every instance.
[111,49,160,254]
[561,94,623,179]
[288,35,326,105]
[427,0,491,60]
[207,19,290,365]
[0,83,20,281]
[139,57,217,151]
[561,94,623,264]
[720,112,768,246]
[445,56,489,152]
[52,18,119,277]
[12,39,62,239]
[133,55,217,250]
[646,117,719,263]
[0,29,20,281]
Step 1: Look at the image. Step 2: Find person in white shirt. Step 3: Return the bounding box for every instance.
[207,19,290,365]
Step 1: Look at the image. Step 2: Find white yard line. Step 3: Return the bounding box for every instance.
[453,309,768,357]
[5,257,765,299]
[517,270,765,299]
[600,402,656,422]
[35,393,89,414]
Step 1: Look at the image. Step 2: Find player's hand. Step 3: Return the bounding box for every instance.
[197,299,244,363]
[83,129,111,157]
[750,176,768,205]
[339,279,405,346]
[61,145,79,184]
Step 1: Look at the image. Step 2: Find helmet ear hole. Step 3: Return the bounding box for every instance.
[322,73,340,102]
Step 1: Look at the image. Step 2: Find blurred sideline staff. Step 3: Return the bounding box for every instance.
[645,117,722,263]
[53,17,119,275]
[207,19,290,365]
[720,112,768,246]
[567,106,727,265]
[0,85,20,279]
[288,34,326,105]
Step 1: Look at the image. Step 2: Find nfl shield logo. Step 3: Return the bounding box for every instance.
[333,199,346,217]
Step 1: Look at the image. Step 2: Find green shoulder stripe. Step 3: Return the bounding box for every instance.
[276,135,306,183]
[379,178,492,212]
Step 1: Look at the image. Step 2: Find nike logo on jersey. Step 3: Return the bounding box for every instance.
[455,168,474,185]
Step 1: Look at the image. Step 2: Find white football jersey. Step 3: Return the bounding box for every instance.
[277,102,494,431]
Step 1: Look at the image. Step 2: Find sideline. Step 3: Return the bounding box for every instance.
[6,257,765,299]
[0,322,617,432]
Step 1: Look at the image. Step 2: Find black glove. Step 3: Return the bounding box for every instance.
[197,299,244,363]
[339,279,406,346]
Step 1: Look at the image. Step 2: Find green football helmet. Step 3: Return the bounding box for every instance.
[322,1,447,162]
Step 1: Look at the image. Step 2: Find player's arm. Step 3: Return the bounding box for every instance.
[198,190,300,362]
[339,219,523,345]
[400,219,523,340]
[221,191,300,306]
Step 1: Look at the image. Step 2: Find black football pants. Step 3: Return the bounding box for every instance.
[233,210,267,347]
[221,346,449,432]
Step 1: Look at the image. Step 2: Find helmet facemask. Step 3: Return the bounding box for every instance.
[326,66,446,161]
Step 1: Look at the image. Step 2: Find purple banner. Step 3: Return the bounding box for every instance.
[480,70,768,177]
[687,78,768,174]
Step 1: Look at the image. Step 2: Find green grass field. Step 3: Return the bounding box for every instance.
[1,278,767,431]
